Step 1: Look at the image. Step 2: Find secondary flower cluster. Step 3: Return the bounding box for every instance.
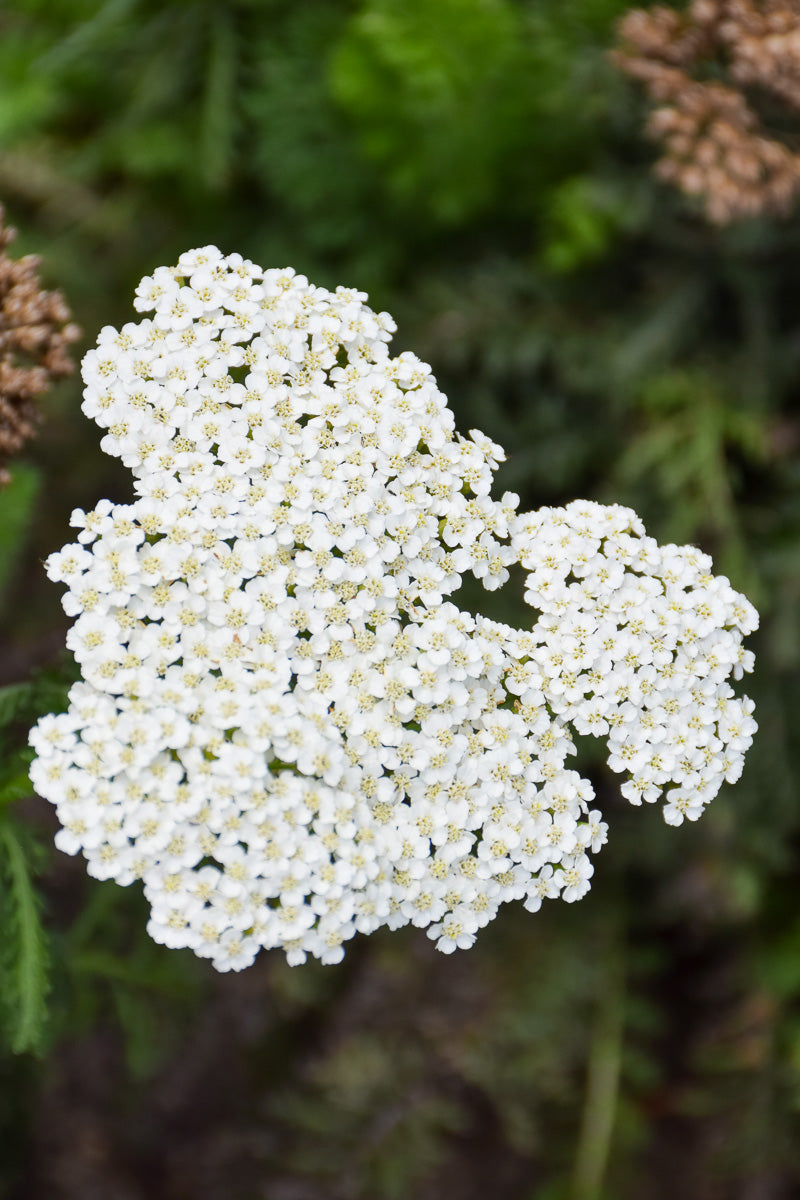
[29,247,757,971]
[511,501,757,825]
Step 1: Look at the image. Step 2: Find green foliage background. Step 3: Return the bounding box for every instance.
[1,1,799,1197]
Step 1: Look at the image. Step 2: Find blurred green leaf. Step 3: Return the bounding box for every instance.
[0,822,50,1054]
[0,463,40,600]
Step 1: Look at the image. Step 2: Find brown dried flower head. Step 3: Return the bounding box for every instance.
[613,0,800,223]
[0,207,80,486]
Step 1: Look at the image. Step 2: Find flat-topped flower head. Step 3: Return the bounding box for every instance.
[511,500,757,824]
[29,248,757,971]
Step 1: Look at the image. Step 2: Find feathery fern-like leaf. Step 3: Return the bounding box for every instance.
[0,822,50,1054]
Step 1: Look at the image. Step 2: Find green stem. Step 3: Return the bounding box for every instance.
[570,927,625,1200]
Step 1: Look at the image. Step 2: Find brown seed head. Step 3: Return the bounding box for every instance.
[0,206,80,485]
[613,0,800,223]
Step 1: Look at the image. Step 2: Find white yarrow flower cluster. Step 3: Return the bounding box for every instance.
[29,247,757,971]
[512,502,758,825]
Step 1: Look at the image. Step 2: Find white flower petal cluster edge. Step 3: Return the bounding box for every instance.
[29,247,758,971]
